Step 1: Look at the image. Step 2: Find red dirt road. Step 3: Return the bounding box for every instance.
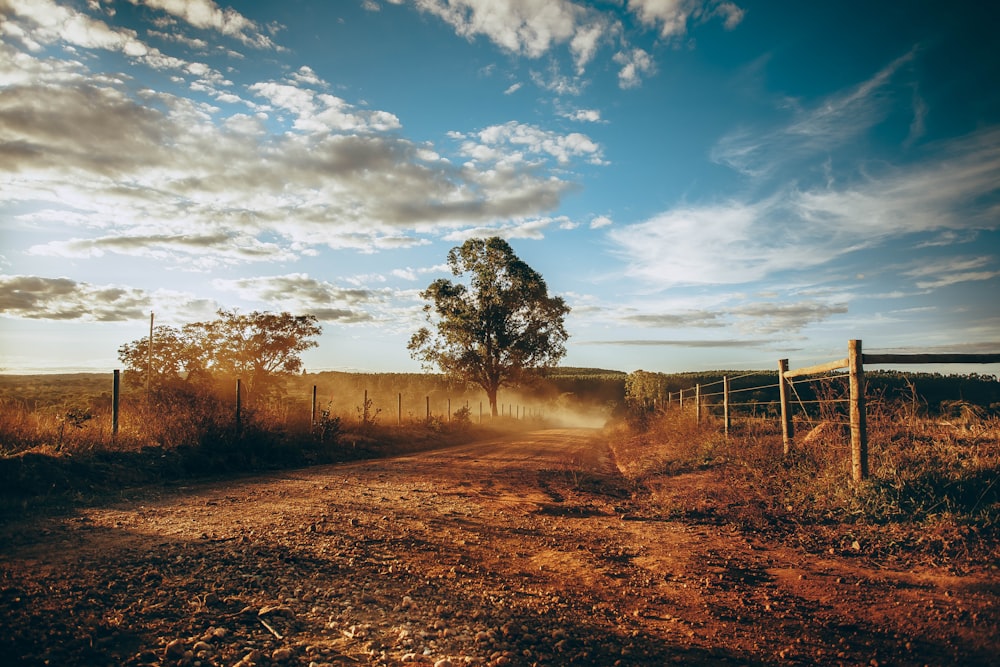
[1,428,997,666]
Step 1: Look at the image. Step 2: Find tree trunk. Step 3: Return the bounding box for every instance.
[487,386,499,417]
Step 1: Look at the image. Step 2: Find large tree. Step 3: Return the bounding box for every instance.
[118,310,321,402]
[408,237,570,416]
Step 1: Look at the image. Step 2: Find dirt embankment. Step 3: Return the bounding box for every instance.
[1,429,997,666]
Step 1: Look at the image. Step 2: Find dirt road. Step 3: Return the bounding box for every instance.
[1,429,996,666]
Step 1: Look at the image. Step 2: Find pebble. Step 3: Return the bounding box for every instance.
[164,638,186,659]
[272,647,294,662]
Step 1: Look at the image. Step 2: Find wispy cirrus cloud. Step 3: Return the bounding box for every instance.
[711,50,918,179]
[612,51,1000,291]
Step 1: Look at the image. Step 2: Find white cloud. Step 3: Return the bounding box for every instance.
[610,126,1000,289]
[127,0,278,50]
[503,82,522,95]
[213,273,393,322]
[0,49,584,261]
[613,47,655,89]
[627,0,745,38]
[410,0,607,73]
[589,215,612,229]
[0,274,146,321]
[0,0,229,78]
[711,50,917,178]
[903,257,1000,290]
[562,108,602,123]
[456,120,604,166]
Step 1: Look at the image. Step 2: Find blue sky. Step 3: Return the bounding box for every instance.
[1,0,998,375]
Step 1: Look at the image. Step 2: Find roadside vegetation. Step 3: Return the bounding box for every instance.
[609,382,1000,570]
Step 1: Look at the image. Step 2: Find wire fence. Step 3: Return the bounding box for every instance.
[630,340,1000,483]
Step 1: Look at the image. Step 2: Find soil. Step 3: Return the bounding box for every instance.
[1,428,997,666]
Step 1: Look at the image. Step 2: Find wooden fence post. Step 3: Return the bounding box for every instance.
[723,375,731,437]
[695,384,701,422]
[235,379,242,434]
[311,385,317,428]
[448,398,451,422]
[112,369,120,438]
[426,395,430,420]
[849,339,869,483]
[778,359,793,456]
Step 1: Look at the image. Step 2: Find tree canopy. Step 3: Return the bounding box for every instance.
[408,237,570,416]
[118,310,321,401]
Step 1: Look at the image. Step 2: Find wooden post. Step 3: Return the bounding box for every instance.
[426,395,430,420]
[235,379,242,434]
[448,398,451,422]
[311,385,317,428]
[723,375,731,437]
[146,312,154,398]
[849,339,869,483]
[695,384,701,422]
[778,359,793,456]
[679,389,684,409]
[479,401,483,424]
[112,369,120,438]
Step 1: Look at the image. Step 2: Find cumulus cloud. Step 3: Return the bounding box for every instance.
[1,0,215,74]
[0,47,591,261]
[613,47,655,89]
[561,108,602,123]
[404,0,740,78]
[126,0,278,50]
[454,120,604,166]
[409,0,609,73]
[627,0,745,38]
[213,273,386,323]
[0,274,149,321]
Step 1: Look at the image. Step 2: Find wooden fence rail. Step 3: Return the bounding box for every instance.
[659,340,999,487]
[779,340,1000,484]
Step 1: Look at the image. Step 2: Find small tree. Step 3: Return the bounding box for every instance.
[118,310,321,403]
[408,237,570,416]
[117,324,210,393]
[188,310,321,401]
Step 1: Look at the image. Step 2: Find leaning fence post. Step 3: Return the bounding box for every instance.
[778,359,793,456]
[112,369,120,438]
[723,375,731,437]
[849,339,869,483]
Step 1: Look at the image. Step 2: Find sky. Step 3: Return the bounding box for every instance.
[1,0,999,377]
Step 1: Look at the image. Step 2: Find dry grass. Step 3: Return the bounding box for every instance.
[609,399,1000,568]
